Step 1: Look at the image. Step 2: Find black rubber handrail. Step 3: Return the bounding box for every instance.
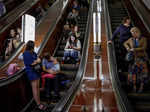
[0,0,69,87]
[0,0,40,34]
[51,0,94,111]
[129,0,150,33]
[0,43,25,69]
[103,0,134,112]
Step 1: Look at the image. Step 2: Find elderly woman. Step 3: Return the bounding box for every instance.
[124,27,148,93]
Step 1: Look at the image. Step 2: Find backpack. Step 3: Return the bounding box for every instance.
[7,63,20,75]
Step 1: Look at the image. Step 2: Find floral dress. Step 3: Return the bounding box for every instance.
[128,38,148,85]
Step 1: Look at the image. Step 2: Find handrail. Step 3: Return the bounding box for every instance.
[0,0,40,34]
[129,0,150,33]
[38,0,67,55]
[0,43,25,69]
[103,0,134,112]
[51,0,94,111]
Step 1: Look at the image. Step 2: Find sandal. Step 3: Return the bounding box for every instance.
[37,103,47,111]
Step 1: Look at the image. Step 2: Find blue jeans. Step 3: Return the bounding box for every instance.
[63,50,79,61]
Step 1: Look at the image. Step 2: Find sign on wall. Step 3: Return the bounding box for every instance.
[22,14,36,43]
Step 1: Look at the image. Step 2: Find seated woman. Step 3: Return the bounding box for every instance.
[63,34,81,63]
[41,52,60,97]
[124,27,148,93]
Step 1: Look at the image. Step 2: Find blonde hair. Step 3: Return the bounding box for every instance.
[130,27,141,37]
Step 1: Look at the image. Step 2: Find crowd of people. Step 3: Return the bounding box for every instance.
[108,16,149,93]
[22,0,85,110]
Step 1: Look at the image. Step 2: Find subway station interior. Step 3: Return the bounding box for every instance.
[0,0,150,112]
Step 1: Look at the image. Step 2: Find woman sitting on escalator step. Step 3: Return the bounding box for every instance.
[63,34,81,64]
[41,52,60,98]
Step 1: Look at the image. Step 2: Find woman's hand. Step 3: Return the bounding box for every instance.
[107,40,112,44]
[36,58,41,63]
[129,48,134,52]
[47,69,57,74]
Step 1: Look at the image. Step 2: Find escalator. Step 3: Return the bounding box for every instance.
[108,0,150,112]
[22,8,88,112]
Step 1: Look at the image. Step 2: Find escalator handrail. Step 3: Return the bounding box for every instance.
[103,0,134,112]
[0,0,40,34]
[0,0,69,87]
[37,0,68,55]
[51,0,94,111]
[129,0,150,33]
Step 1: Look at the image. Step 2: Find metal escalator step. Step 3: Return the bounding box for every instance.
[111,19,122,22]
[58,45,65,50]
[56,57,63,62]
[111,23,121,26]
[128,92,150,101]
[111,15,127,18]
[55,50,64,57]
[134,102,150,112]
[60,40,67,45]
[60,70,77,79]
[110,10,127,14]
[60,64,78,71]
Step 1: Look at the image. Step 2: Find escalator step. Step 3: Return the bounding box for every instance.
[55,50,64,57]
[128,92,150,101]
[60,64,78,71]
[134,102,150,112]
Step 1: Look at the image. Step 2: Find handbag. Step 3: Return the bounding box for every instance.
[32,63,42,73]
[125,51,134,62]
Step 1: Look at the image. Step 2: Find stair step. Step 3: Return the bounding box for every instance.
[60,64,78,71]
[134,102,150,112]
[128,92,150,101]
[55,50,64,57]
[60,70,77,79]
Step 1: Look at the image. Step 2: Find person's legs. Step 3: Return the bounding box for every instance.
[132,74,136,92]
[63,50,70,60]
[71,50,79,61]
[53,75,60,96]
[45,78,52,97]
[41,74,55,89]
[37,79,40,102]
[31,79,40,105]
